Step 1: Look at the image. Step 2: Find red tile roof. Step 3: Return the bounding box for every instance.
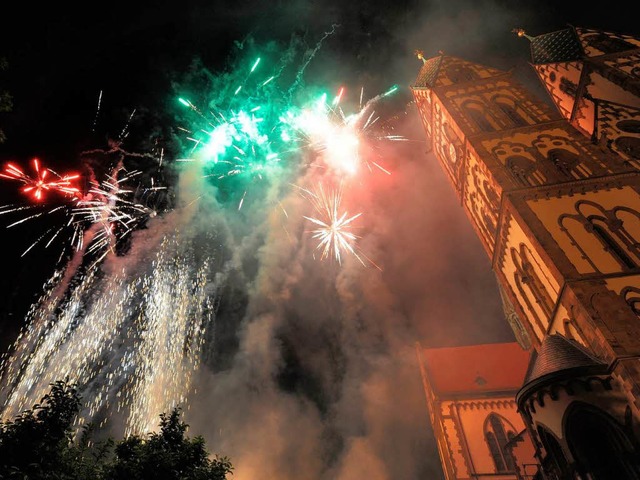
[422,342,531,396]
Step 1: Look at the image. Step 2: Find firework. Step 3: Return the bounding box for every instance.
[283,86,406,177]
[299,182,380,270]
[0,151,161,260]
[0,158,80,201]
[0,32,404,440]
[0,234,213,436]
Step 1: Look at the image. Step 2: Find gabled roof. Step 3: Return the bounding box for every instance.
[523,334,606,385]
[413,54,505,88]
[422,342,530,396]
[530,27,584,64]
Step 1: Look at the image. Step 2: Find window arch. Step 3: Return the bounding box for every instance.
[590,218,637,270]
[559,200,640,273]
[547,148,590,179]
[462,101,495,133]
[537,426,572,479]
[493,96,528,127]
[561,317,586,345]
[506,155,545,187]
[484,414,517,473]
[511,244,554,335]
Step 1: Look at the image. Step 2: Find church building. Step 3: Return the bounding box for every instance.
[413,25,640,479]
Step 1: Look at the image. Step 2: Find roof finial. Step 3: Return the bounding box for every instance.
[512,28,534,41]
[414,49,427,64]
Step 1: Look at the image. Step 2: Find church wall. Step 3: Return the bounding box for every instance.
[566,276,640,359]
[461,145,502,255]
[472,123,629,191]
[595,100,640,167]
[547,300,589,347]
[430,95,465,192]
[438,401,471,478]
[441,397,523,478]
[495,205,562,345]
[586,69,640,108]
[413,88,433,145]
[520,180,640,277]
[534,62,583,122]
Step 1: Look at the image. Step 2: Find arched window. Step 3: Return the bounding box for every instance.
[494,99,528,127]
[590,218,637,270]
[616,136,640,160]
[537,426,572,479]
[565,404,640,479]
[547,148,586,179]
[463,101,495,133]
[506,155,543,187]
[559,200,640,273]
[484,414,517,473]
[617,120,640,134]
[511,244,553,335]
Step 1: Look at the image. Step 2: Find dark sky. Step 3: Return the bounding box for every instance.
[0,0,635,335]
[0,1,637,478]
[0,0,635,342]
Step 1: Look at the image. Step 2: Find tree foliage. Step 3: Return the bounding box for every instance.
[0,379,232,480]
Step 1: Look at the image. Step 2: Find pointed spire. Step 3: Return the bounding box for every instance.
[414,49,427,65]
[512,28,534,42]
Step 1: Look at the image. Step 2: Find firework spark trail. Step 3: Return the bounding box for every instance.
[287,23,340,99]
[0,234,214,436]
[119,109,137,141]
[92,90,103,132]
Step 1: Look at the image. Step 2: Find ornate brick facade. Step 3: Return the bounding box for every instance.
[414,26,640,479]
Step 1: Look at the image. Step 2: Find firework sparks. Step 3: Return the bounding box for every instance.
[0,150,160,261]
[0,158,80,201]
[299,182,379,270]
[0,34,404,441]
[0,235,213,436]
[284,86,407,176]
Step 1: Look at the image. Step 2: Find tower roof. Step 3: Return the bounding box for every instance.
[524,26,640,65]
[529,27,584,64]
[523,334,606,385]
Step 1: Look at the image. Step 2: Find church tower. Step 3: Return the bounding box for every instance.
[412,30,640,478]
[516,26,640,164]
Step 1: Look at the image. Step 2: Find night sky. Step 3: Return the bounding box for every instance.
[0,1,637,478]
